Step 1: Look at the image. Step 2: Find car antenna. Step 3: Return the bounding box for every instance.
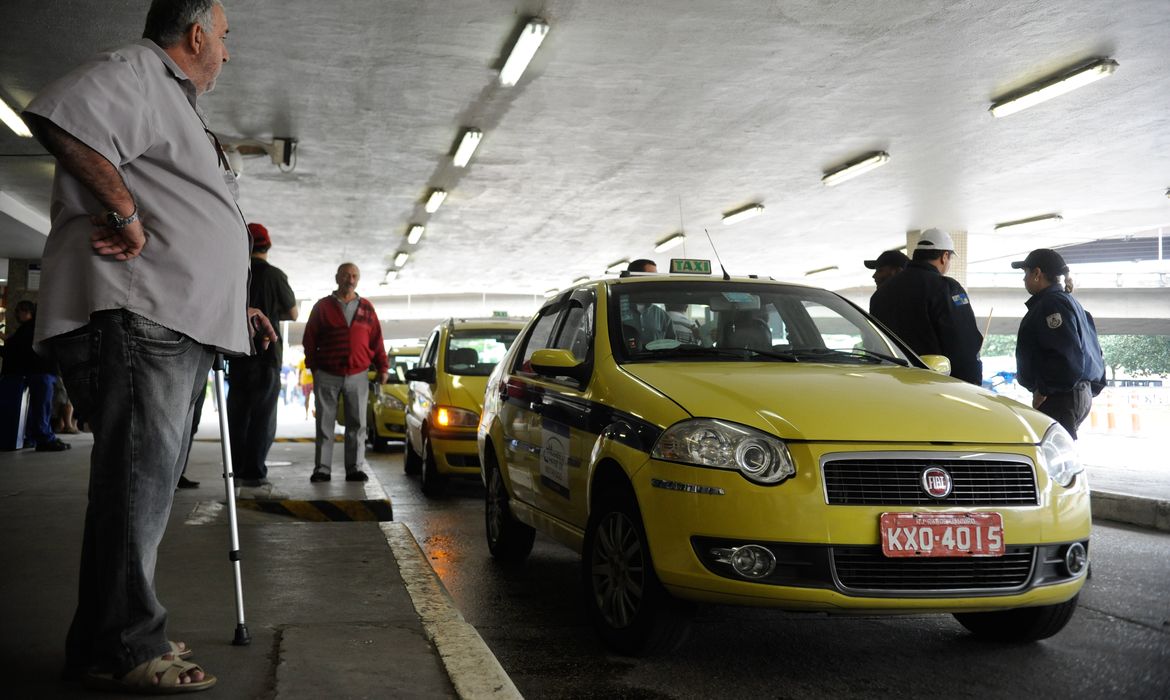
[704,228,731,280]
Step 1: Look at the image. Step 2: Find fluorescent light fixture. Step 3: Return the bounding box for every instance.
[804,265,839,276]
[0,97,32,137]
[424,189,447,213]
[544,288,560,296]
[721,204,764,226]
[452,129,483,167]
[394,252,409,267]
[821,152,890,187]
[605,259,630,274]
[990,58,1118,118]
[654,233,686,252]
[384,270,398,282]
[406,224,424,244]
[500,18,550,87]
[994,213,1064,233]
[573,276,589,284]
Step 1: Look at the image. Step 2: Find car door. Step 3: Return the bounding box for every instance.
[499,305,561,508]
[407,329,440,455]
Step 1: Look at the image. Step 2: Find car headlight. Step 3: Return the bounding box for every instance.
[435,405,479,428]
[652,419,795,485]
[377,394,405,411]
[1039,423,1083,488]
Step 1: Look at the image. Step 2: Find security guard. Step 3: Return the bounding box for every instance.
[864,249,910,287]
[1011,248,1106,439]
[870,229,983,384]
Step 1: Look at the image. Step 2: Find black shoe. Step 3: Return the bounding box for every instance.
[177,475,200,489]
[35,438,71,452]
[310,471,331,483]
[345,470,369,482]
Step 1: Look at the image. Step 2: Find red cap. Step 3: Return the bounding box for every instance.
[247,223,271,248]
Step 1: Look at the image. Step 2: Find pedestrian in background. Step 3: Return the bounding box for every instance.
[864,249,910,288]
[870,229,984,384]
[302,263,388,483]
[0,300,71,451]
[1011,248,1106,438]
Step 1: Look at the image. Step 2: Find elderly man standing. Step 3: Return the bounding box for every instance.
[302,263,389,483]
[22,0,274,692]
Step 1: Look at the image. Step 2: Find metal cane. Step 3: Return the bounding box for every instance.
[213,352,252,646]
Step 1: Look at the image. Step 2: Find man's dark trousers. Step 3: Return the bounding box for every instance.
[226,355,281,481]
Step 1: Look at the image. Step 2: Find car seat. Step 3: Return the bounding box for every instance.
[449,347,478,369]
[727,315,772,351]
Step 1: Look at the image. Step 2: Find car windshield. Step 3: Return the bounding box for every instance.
[609,280,911,366]
[386,353,420,384]
[445,329,521,376]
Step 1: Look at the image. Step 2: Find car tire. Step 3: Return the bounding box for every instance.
[581,487,692,656]
[420,433,447,497]
[368,410,390,452]
[953,595,1080,642]
[484,458,535,563]
[404,432,423,475]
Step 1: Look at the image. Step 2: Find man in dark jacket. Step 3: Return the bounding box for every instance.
[870,229,984,384]
[0,301,70,451]
[1012,248,1106,438]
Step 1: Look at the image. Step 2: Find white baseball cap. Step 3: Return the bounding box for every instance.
[914,228,956,254]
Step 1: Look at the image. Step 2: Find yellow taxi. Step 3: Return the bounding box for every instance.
[366,345,422,451]
[477,262,1091,655]
[404,318,524,496]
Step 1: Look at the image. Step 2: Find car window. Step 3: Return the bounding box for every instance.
[610,280,909,365]
[386,353,419,384]
[517,308,560,372]
[420,331,440,369]
[553,290,595,362]
[445,329,520,376]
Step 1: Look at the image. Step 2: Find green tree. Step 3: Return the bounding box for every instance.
[1098,335,1170,379]
[980,335,1017,357]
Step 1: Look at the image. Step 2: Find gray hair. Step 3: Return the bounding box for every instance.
[143,0,221,48]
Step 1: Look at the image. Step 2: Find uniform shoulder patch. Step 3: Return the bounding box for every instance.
[951,293,970,306]
[1046,312,1063,329]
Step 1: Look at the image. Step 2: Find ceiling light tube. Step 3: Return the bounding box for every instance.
[406,224,425,244]
[394,252,409,267]
[573,276,589,284]
[605,259,630,274]
[384,270,399,282]
[424,189,447,213]
[452,129,483,167]
[721,204,764,226]
[544,288,560,296]
[0,97,32,137]
[654,232,686,252]
[500,18,550,87]
[804,265,839,276]
[990,58,1118,118]
[994,213,1064,233]
[821,152,890,187]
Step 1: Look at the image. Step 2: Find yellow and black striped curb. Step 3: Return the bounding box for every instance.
[195,436,344,443]
[237,498,393,521]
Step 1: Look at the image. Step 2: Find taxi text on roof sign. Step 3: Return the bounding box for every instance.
[492,310,509,318]
[670,258,712,274]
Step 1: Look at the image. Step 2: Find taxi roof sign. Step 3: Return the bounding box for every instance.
[670,258,712,275]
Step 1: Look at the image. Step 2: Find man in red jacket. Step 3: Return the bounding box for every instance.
[302,263,389,482]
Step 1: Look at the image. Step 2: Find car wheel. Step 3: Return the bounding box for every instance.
[367,410,390,452]
[581,487,692,656]
[484,458,535,563]
[953,595,1080,642]
[420,433,447,497]
[404,431,422,475]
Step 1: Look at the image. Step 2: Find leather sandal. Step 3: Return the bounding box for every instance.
[83,655,216,694]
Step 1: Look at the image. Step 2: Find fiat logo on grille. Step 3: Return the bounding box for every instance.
[921,466,953,499]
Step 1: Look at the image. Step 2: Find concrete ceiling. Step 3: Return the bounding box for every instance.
[2,0,1169,301]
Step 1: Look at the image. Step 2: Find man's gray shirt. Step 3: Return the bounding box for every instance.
[24,39,250,354]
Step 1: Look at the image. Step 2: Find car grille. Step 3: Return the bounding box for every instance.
[823,458,1037,506]
[833,546,1035,592]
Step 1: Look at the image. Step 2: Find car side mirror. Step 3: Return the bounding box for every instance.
[405,366,436,383]
[920,354,952,375]
[530,348,587,382]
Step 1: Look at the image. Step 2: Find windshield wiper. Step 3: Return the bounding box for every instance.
[637,344,799,362]
[790,347,909,365]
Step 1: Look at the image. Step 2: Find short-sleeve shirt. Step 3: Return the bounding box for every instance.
[24,40,251,354]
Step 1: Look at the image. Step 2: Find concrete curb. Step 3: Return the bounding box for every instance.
[380,522,523,700]
[1091,490,1170,532]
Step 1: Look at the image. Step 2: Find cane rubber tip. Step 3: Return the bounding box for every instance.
[232,624,252,646]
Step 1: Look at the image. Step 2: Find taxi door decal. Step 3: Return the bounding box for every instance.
[540,419,571,498]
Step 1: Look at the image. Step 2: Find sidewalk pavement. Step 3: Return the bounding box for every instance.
[0,430,521,699]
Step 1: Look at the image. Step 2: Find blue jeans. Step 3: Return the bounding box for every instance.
[24,372,58,444]
[52,310,214,675]
[226,356,281,481]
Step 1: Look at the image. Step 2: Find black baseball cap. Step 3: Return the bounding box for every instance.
[1010,248,1067,274]
[864,249,911,270]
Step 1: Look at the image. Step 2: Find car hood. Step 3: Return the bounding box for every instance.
[380,383,409,402]
[622,362,1048,444]
[446,375,490,413]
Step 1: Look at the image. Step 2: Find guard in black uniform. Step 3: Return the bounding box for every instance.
[1011,248,1106,439]
[870,229,983,384]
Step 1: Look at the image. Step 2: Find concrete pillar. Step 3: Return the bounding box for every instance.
[907,229,968,287]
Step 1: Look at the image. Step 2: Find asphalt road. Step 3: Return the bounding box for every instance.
[367,447,1170,700]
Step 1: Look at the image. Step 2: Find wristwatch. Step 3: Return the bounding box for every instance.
[105,207,139,230]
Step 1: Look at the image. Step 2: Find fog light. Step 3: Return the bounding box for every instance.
[1063,542,1088,576]
[711,545,776,579]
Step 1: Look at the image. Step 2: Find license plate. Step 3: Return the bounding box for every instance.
[879,512,1004,558]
